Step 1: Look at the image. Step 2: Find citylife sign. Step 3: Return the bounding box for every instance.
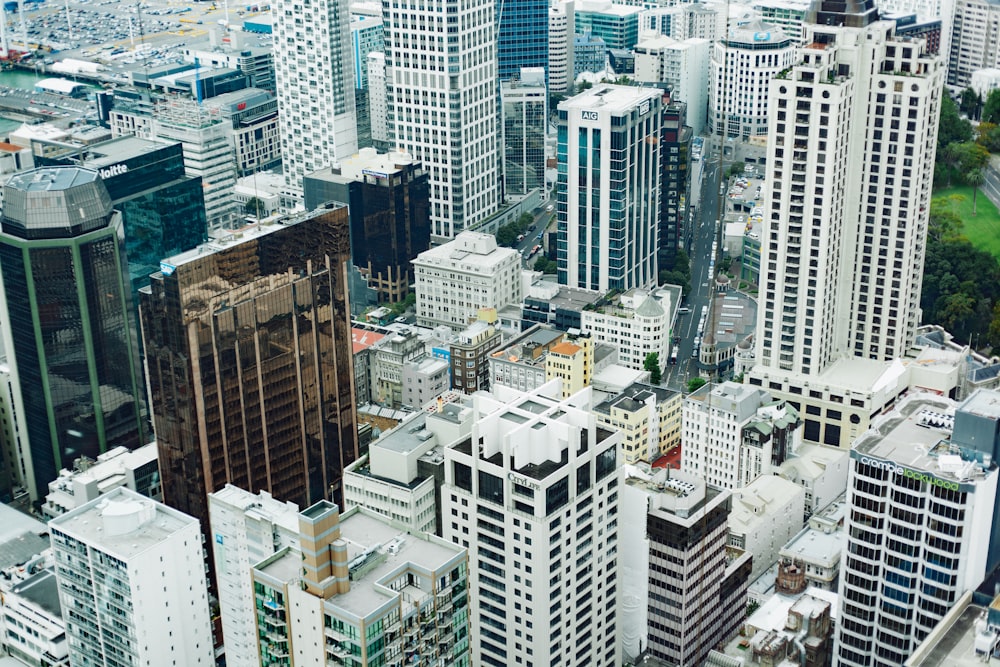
[508,472,540,490]
[98,163,128,179]
[859,455,961,491]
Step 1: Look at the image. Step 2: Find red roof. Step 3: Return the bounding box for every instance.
[0,142,22,153]
[352,328,385,354]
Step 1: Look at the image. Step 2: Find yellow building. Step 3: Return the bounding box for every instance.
[545,334,595,398]
[594,383,681,464]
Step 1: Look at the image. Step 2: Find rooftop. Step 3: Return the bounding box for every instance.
[854,392,992,486]
[905,594,1000,667]
[79,135,174,168]
[746,587,839,633]
[49,487,198,561]
[729,476,804,531]
[413,231,519,270]
[10,568,61,618]
[560,83,661,115]
[780,524,844,566]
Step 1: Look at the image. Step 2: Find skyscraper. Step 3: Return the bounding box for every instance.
[441,381,622,667]
[502,70,548,196]
[497,0,549,81]
[385,0,501,242]
[557,84,663,292]
[272,0,358,199]
[49,487,214,667]
[0,167,148,501]
[139,204,359,541]
[836,390,1000,666]
[752,0,943,379]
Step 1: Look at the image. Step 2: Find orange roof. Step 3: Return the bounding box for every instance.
[549,342,581,356]
[0,142,22,152]
[351,328,385,354]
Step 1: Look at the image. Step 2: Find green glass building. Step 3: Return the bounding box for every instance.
[0,167,148,500]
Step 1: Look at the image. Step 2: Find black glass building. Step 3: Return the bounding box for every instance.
[0,167,148,500]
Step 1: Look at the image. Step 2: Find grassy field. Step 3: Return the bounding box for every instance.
[932,185,1000,260]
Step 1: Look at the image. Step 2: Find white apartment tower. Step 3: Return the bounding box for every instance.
[384,0,501,242]
[48,488,213,667]
[549,0,575,93]
[753,0,943,379]
[709,21,796,138]
[442,381,622,667]
[557,84,662,292]
[272,0,358,199]
[207,485,302,667]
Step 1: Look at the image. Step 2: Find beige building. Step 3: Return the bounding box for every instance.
[546,338,594,398]
[595,382,681,464]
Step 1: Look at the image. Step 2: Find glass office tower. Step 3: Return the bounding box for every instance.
[497,0,549,81]
[0,167,147,500]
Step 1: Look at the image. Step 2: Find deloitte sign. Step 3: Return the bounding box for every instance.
[859,455,961,491]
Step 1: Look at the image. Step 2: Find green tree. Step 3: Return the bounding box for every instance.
[961,87,983,120]
[644,353,662,385]
[967,168,986,215]
[687,377,707,393]
[956,141,990,174]
[928,195,965,243]
[984,88,1000,125]
[244,197,265,217]
[939,95,974,151]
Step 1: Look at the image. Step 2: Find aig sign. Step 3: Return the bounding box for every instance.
[581,110,599,121]
[638,100,650,116]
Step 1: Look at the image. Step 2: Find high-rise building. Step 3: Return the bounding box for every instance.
[385,0,501,241]
[752,0,944,380]
[207,485,302,667]
[836,390,1000,667]
[0,167,148,501]
[251,500,470,666]
[497,0,549,81]
[49,487,214,666]
[709,21,796,138]
[441,381,622,667]
[660,99,691,266]
[140,205,359,544]
[42,443,161,519]
[557,84,663,292]
[303,148,431,304]
[502,69,548,196]
[620,464,752,666]
[948,0,1000,89]
[549,0,576,92]
[272,0,358,199]
[632,36,710,135]
[574,1,642,51]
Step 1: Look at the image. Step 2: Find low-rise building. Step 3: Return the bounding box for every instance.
[1,568,68,667]
[488,324,618,394]
[449,320,502,394]
[594,382,681,464]
[777,499,846,594]
[776,442,850,516]
[401,356,450,408]
[42,444,160,519]
[727,475,806,584]
[581,288,674,372]
[413,232,522,330]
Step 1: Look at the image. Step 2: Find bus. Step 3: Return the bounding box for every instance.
[669,347,678,365]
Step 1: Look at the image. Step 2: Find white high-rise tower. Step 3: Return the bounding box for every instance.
[384,0,502,242]
[752,0,943,379]
[272,0,358,201]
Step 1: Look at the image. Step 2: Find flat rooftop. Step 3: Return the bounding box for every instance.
[906,599,1000,666]
[560,83,660,114]
[854,392,991,485]
[11,568,61,618]
[49,488,197,561]
[781,525,843,566]
[7,166,97,192]
[81,135,173,168]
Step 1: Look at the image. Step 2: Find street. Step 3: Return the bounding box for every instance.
[662,146,723,392]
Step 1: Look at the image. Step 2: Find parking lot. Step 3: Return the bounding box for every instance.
[5,0,272,73]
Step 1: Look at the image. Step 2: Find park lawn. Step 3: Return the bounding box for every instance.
[933,185,1000,261]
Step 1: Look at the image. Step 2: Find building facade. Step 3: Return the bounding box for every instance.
[385,0,501,241]
[449,321,501,394]
[709,21,796,137]
[660,99,691,267]
[442,382,622,667]
[304,149,431,304]
[140,206,359,543]
[43,443,160,518]
[549,1,575,92]
[49,488,213,666]
[250,500,470,666]
[836,391,1000,667]
[413,232,522,330]
[580,289,672,371]
[272,0,357,198]
[751,1,943,380]
[497,0,549,81]
[502,73,548,196]
[632,36,710,135]
[620,465,752,665]
[557,85,662,292]
[0,167,148,501]
[594,382,681,464]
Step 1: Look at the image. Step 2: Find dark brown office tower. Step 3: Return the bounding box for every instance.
[139,204,359,534]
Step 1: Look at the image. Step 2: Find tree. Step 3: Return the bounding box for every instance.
[961,87,983,120]
[967,168,986,215]
[928,195,965,243]
[687,377,707,393]
[984,88,1000,125]
[938,94,974,151]
[955,141,990,174]
[644,353,662,385]
[244,197,265,218]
